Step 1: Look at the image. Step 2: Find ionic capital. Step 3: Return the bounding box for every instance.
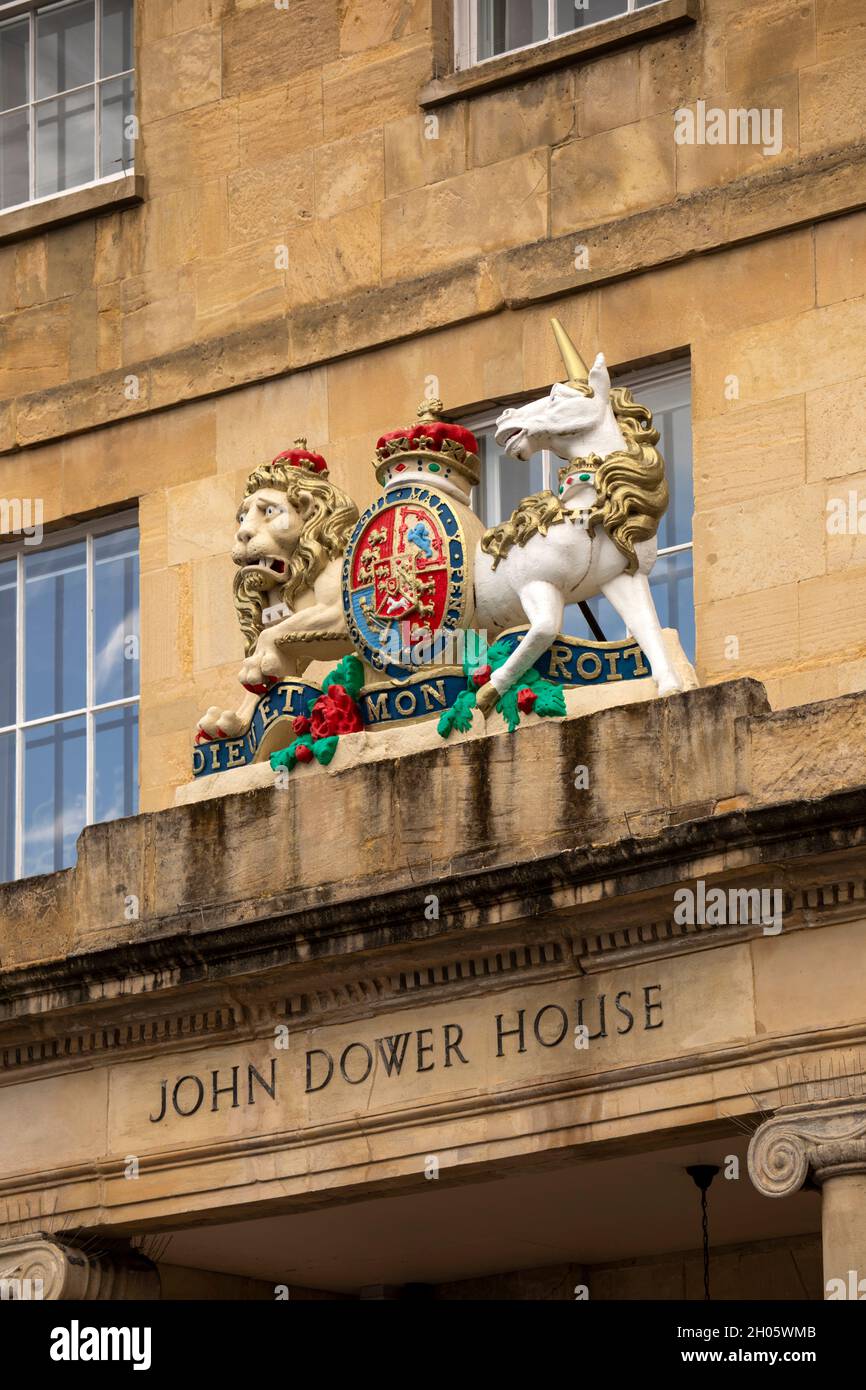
[0,1233,159,1300]
[748,1097,866,1198]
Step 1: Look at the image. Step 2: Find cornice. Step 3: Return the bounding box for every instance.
[1,851,865,1076]
[1,784,865,1030]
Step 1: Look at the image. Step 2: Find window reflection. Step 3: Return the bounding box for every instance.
[0,558,16,728]
[94,703,137,823]
[23,715,86,877]
[25,541,87,721]
[2,520,139,883]
[94,527,139,705]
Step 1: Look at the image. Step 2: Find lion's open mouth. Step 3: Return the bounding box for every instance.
[240,556,286,575]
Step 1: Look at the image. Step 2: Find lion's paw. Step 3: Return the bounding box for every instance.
[196,707,225,742]
[197,707,250,742]
[238,654,278,694]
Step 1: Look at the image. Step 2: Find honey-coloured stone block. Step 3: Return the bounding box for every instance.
[214,369,329,475]
[383,151,547,280]
[577,51,638,137]
[384,104,467,196]
[227,152,315,245]
[469,70,575,166]
[322,36,433,141]
[552,115,675,233]
[800,52,866,154]
[223,1,339,99]
[314,130,384,220]
[139,25,222,123]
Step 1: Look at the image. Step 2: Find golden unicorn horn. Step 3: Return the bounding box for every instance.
[551,317,590,387]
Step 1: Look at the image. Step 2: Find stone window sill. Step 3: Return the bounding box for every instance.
[419,0,699,108]
[0,173,145,246]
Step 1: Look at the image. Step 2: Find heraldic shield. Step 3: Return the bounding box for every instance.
[342,484,472,683]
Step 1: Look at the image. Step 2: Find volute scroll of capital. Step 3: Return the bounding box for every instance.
[748,1100,866,1198]
[0,1234,71,1300]
[0,1234,159,1300]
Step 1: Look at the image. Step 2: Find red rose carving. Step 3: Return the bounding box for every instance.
[310,684,364,738]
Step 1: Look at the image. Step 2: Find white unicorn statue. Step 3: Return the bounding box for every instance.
[470,318,687,715]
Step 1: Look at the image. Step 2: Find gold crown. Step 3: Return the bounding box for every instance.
[558,456,603,493]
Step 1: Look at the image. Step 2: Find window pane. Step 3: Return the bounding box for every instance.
[99,71,133,177]
[94,703,137,822]
[101,0,133,76]
[556,0,628,34]
[477,0,548,60]
[35,85,95,196]
[24,541,86,721]
[36,0,95,99]
[655,402,693,550]
[93,527,139,704]
[476,433,545,527]
[649,546,695,662]
[0,18,29,112]
[0,730,14,883]
[23,714,86,877]
[564,551,695,662]
[0,106,30,209]
[0,557,15,727]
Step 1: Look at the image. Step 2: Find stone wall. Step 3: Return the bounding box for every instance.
[1,0,865,810]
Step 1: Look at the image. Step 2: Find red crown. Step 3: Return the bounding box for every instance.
[272,439,329,476]
[375,400,479,487]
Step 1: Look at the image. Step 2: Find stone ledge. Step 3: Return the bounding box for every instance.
[0,173,144,247]
[4,144,866,453]
[418,0,699,108]
[3,680,866,988]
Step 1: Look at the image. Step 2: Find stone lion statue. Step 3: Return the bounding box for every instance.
[197,445,359,741]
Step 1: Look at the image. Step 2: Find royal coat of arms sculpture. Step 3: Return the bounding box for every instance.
[343,404,484,683]
[191,320,696,783]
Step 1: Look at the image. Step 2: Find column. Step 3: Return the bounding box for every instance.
[748,1096,866,1299]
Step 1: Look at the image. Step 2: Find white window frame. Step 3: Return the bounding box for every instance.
[0,507,139,881]
[455,0,649,71]
[0,0,134,216]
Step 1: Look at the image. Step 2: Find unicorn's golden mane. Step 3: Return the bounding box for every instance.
[480,386,668,572]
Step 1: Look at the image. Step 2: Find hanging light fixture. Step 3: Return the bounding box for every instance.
[686,1164,720,1301]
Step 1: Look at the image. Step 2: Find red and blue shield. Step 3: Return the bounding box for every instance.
[342,484,469,681]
